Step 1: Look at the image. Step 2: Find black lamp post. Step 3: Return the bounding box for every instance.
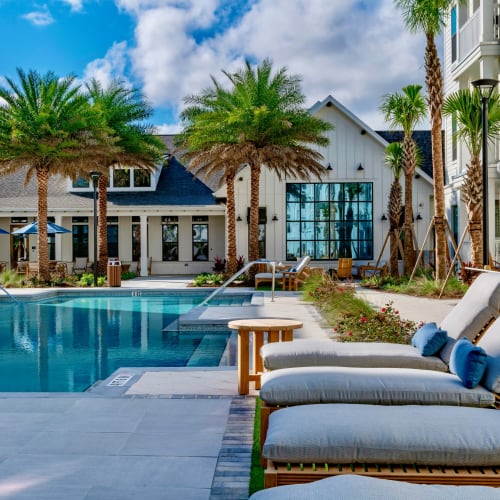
[90,172,102,287]
[472,78,498,267]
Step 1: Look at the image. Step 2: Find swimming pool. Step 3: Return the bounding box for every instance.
[0,291,240,392]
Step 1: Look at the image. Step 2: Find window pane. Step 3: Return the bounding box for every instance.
[286,184,301,202]
[192,224,208,261]
[113,169,130,187]
[134,169,151,187]
[285,182,373,261]
[162,224,178,261]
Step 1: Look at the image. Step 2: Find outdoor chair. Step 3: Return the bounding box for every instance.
[258,316,500,461]
[359,260,388,279]
[15,261,27,276]
[250,474,500,499]
[255,256,311,290]
[72,257,89,275]
[262,404,500,488]
[331,257,352,281]
[260,271,500,372]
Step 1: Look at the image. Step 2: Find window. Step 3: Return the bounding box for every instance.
[451,5,457,62]
[162,216,178,261]
[132,216,141,262]
[72,217,89,259]
[113,169,130,188]
[107,217,119,258]
[192,222,209,261]
[286,182,373,260]
[134,169,151,187]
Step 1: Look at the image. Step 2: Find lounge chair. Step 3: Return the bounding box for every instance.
[250,474,500,499]
[259,319,500,460]
[260,271,500,371]
[262,404,500,488]
[255,256,311,290]
[72,257,89,275]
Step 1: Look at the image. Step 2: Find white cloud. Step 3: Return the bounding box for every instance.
[108,0,433,129]
[82,41,131,89]
[59,0,84,12]
[155,122,182,134]
[22,5,54,26]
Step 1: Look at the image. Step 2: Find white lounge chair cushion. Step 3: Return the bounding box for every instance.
[259,366,495,407]
[263,404,500,465]
[249,475,500,500]
[255,272,284,281]
[439,272,500,363]
[261,340,448,371]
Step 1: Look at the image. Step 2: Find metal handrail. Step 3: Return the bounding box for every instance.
[0,286,19,304]
[199,259,277,306]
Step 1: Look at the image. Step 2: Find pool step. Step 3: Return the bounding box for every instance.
[187,333,231,366]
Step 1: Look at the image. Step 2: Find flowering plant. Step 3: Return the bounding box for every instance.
[334,301,422,344]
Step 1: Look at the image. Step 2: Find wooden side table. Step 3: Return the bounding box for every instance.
[228,318,303,395]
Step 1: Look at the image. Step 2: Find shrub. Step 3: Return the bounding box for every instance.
[335,301,421,344]
[212,256,226,273]
[0,269,24,288]
[192,272,225,287]
[236,255,246,272]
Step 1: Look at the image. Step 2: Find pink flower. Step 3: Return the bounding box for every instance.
[395,310,399,315]
[333,327,338,332]
[347,331,353,336]
[360,316,367,323]
[381,307,386,313]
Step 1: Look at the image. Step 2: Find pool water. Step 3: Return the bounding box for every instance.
[0,293,234,392]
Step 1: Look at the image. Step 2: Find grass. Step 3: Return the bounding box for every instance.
[249,398,264,495]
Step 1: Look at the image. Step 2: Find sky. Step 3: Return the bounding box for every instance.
[0,0,439,133]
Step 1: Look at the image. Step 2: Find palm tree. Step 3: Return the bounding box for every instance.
[86,79,164,275]
[443,89,500,266]
[177,59,332,272]
[384,142,404,277]
[381,84,426,274]
[0,69,115,282]
[395,0,465,280]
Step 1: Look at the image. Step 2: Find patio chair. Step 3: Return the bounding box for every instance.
[250,474,500,499]
[72,257,89,275]
[255,256,311,290]
[260,271,500,372]
[262,404,500,488]
[15,261,27,276]
[258,318,500,461]
[331,257,353,281]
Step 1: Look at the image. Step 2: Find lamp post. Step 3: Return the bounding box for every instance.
[90,172,102,287]
[472,78,498,268]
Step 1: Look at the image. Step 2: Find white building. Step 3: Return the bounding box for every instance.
[0,96,434,276]
[443,0,500,260]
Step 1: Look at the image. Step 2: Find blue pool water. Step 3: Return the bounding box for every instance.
[0,292,235,392]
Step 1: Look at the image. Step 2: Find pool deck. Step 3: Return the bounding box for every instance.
[0,277,457,499]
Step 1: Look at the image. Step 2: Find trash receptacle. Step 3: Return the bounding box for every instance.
[107,259,121,287]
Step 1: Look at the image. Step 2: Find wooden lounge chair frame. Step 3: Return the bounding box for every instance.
[264,460,500,488]
[255,256,311,290]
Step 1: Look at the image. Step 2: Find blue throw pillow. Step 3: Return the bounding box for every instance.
[411,322,448,356]
[449,338,488,389]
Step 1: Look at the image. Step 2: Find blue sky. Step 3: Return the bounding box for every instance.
[0,0,434,132]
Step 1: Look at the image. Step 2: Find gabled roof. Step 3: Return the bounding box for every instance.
[375,130,436,179]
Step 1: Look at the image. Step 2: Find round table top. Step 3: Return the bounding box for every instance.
[228,318,303,330]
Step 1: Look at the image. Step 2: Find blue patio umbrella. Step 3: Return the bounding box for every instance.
[0,228,8,235]
[12,221,71,235]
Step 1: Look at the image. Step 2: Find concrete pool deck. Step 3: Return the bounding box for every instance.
[0,277,457,499]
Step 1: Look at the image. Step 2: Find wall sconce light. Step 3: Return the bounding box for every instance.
[236,215,242,221]
[272,215,278,221]
[381,214,387,221]
[357,163,364,171]
[326,163,333,171]
[416,213,423,221]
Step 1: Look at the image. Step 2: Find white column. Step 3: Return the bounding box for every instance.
[140,215,148,276]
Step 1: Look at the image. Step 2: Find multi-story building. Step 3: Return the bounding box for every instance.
[443,0,500,260]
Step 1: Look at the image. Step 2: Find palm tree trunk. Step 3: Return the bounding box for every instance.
[402,135,416,274]
[425,32,447,280]
[36,165,50,282]
[388,179,402,277]
[226,171,238,275]
[249,160,261,275]
[97,175,108,276]
[462,157,483,266]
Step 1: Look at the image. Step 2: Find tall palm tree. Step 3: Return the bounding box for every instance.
[0,69,115,282]
[395,0,465,280]
[443,89,500,266]
[86,79,164,275]
[177,59,332,272]
[381,84,426,274]
[384,142,404,277]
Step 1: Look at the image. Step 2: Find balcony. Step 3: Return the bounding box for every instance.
[458,9,481,63]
